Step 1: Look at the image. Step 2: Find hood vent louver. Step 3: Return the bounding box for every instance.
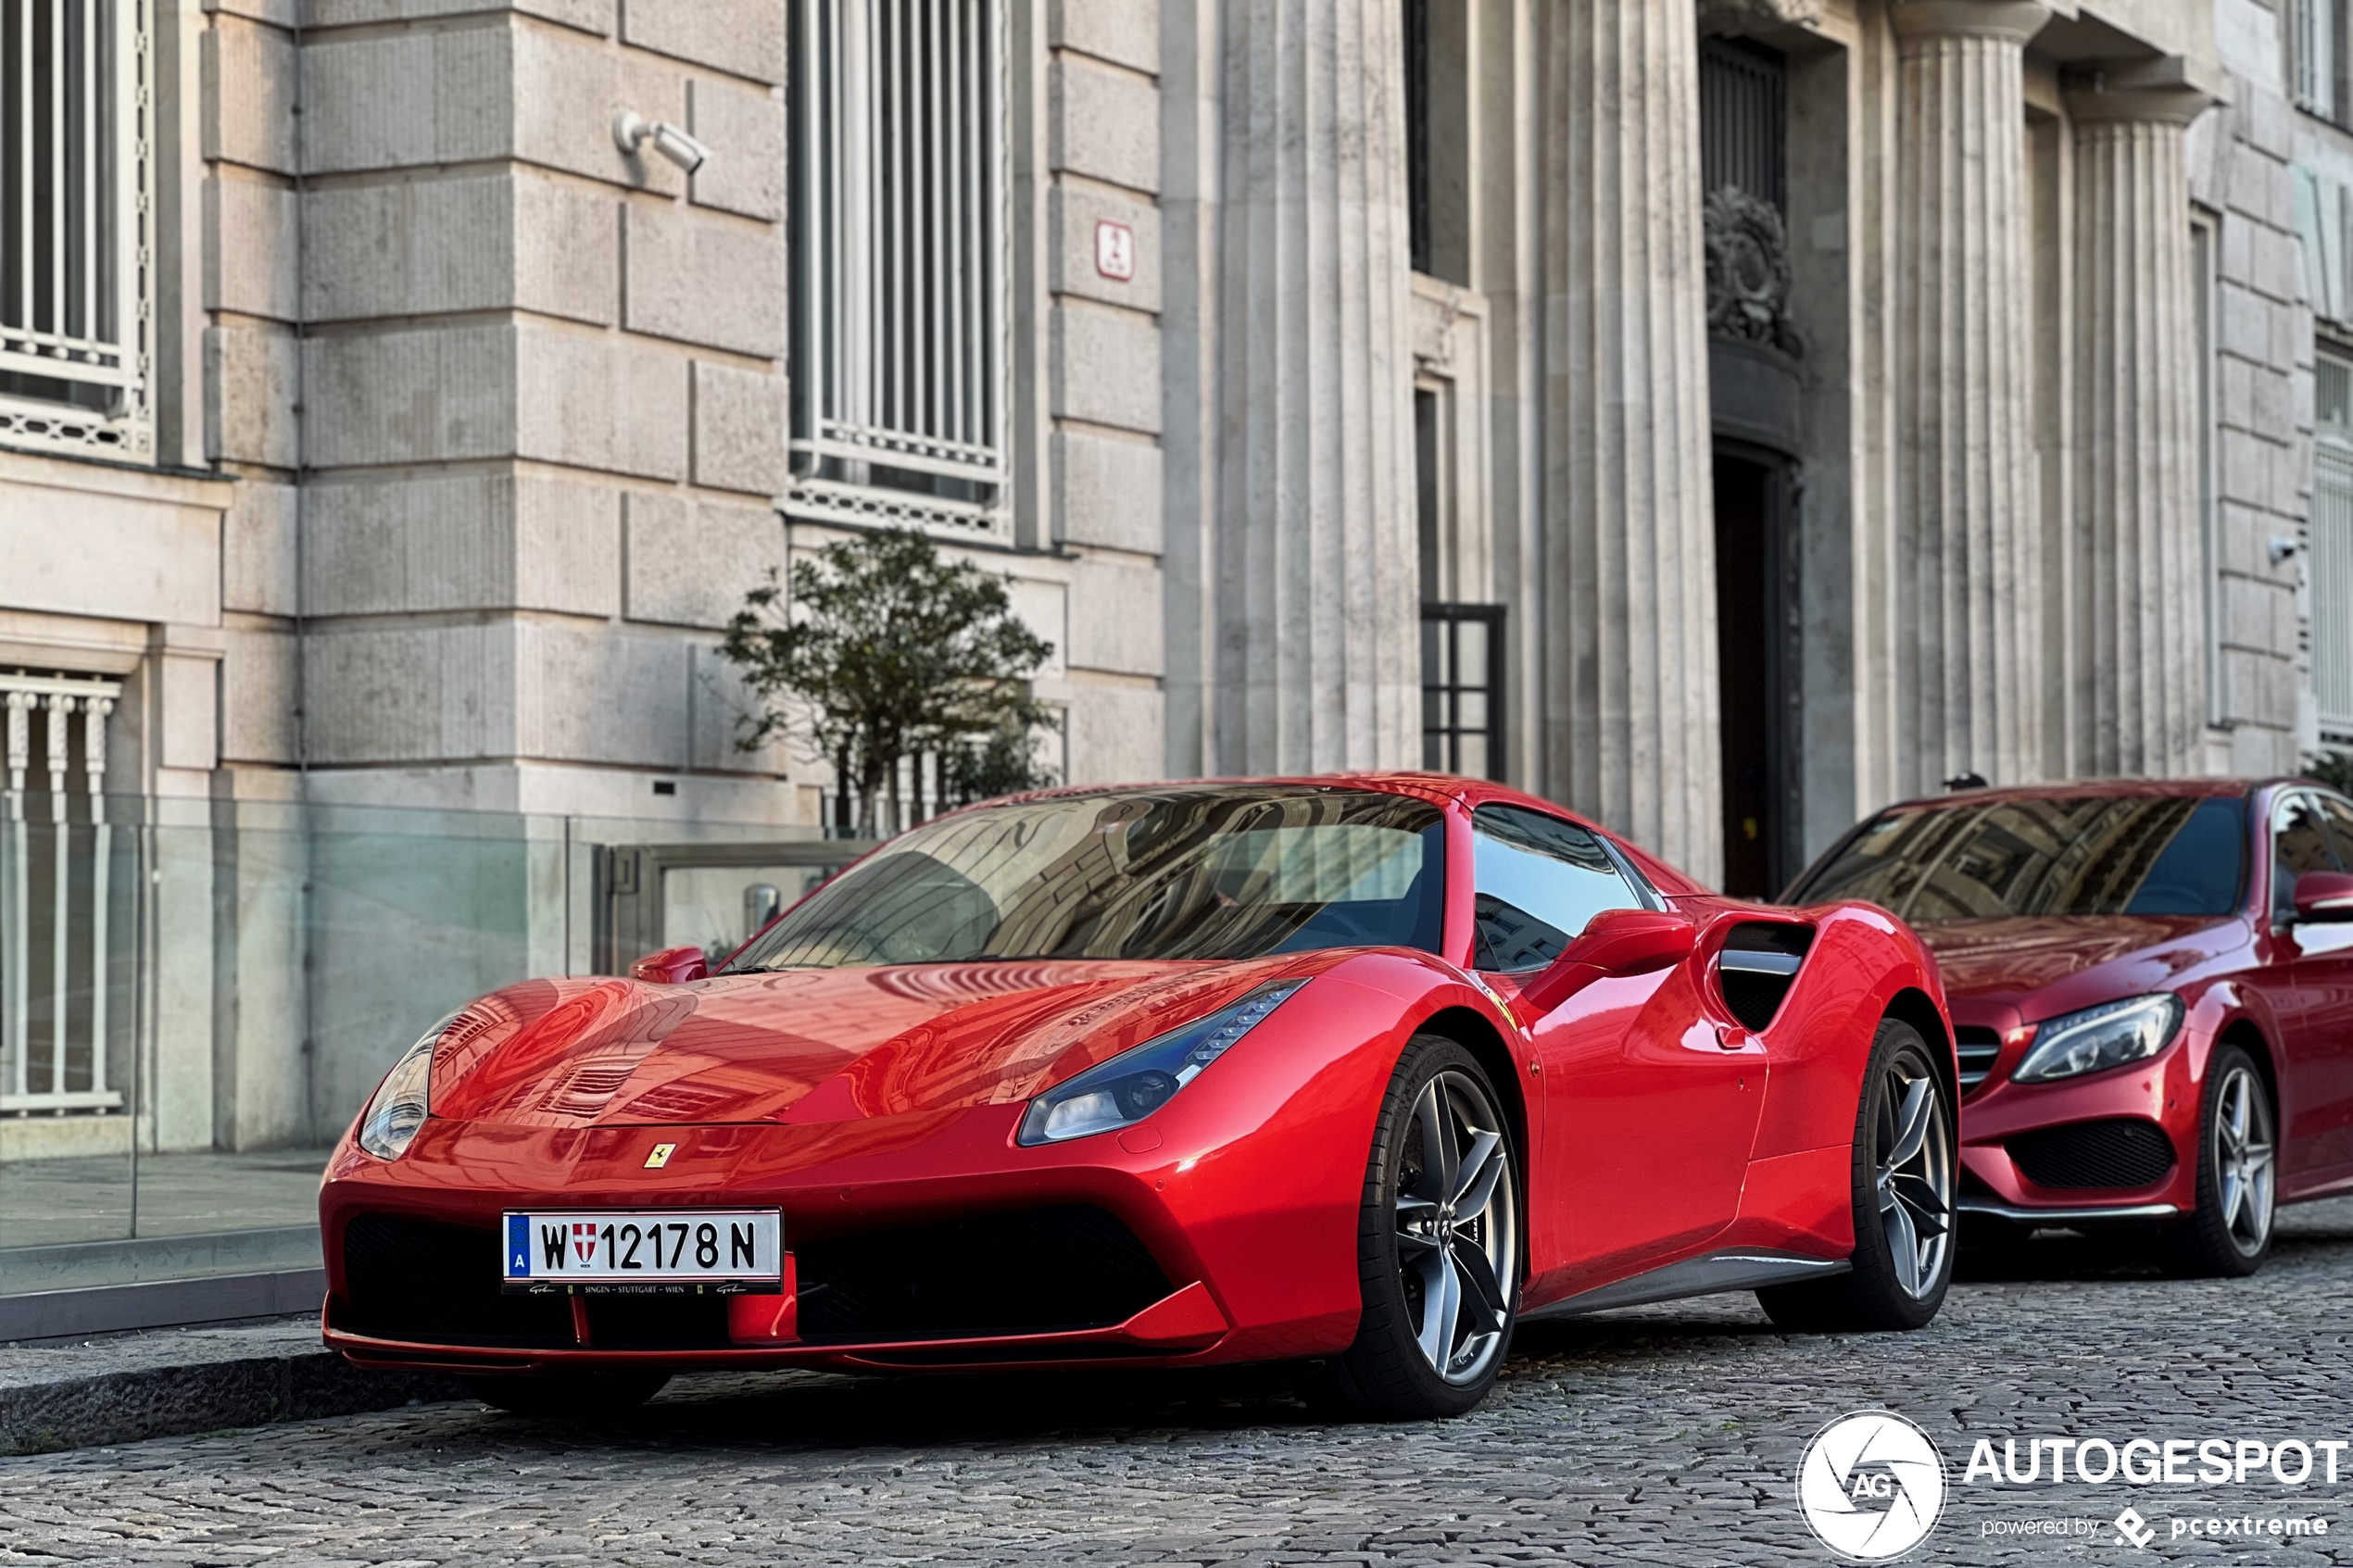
[1716,922,1816,1032]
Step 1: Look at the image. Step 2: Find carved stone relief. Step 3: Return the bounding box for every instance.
[1704,186,1803,357]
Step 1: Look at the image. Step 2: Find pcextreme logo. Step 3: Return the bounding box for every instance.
[1796,1411,1949,1562]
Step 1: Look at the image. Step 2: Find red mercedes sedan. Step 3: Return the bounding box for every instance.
[322,775,1956,1419]
[1784,778,2353,1276]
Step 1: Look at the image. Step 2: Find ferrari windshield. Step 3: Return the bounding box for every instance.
[1786,793,2248,922]
[725,786,1446,968]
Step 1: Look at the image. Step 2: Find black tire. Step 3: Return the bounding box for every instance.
[1758,1018,1956,1332]
[2163,1044,2276,1278]
[464,1371,672,1416]
[1315,1035,1520,1420]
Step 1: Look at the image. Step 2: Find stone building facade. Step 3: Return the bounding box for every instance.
[0,0,2319,1160]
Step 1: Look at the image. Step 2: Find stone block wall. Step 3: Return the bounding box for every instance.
[274,5,796,821]
[2198,0,2314,774]
[1036,0,1166,782]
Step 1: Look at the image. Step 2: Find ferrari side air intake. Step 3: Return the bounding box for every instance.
[1714,922,1817,1032]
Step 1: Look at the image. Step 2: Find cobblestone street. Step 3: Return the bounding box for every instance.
[6,1201,2353,1567]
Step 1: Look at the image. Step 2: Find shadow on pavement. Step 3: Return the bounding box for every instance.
[469,1361,1331,1449]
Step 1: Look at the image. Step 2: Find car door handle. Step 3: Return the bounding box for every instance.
[1717,1025,1762,1052]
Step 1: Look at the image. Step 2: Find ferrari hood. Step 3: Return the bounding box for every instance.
[1916,914,2236,1012]
[423,960,1299,1129]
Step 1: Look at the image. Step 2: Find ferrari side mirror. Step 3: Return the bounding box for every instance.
[2293,870,2353,924]
[1516,909,1698,1017]
[632,945,711,985]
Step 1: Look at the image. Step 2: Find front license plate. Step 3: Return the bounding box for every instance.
[501,1209,783,1293]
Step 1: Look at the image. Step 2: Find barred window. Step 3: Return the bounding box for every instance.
[0,0,149,458]
[2317,347,2353,742]
[788,0,1008,542]
[1422,603,1504,781]
[2293,0,2347,123]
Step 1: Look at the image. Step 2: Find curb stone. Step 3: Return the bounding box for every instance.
[0,1315,467,1455]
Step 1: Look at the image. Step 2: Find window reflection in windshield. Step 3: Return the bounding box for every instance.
[1787,795,2248,922]
[725,786,1446,968]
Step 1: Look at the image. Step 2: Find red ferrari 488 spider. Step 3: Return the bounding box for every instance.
[322,776,1957,1418]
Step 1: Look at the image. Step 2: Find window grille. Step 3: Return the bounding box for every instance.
[1699,37,1786,214]
[2,671,125,1115]
[2318,345,2353,740]
[2322,354,2353,438]
[0,0,149,458]
[2294,0,2347,123]
[788,0,1009,543]
[1422,604,1504,781]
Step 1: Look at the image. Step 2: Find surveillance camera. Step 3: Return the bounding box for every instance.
[612,110,711,175]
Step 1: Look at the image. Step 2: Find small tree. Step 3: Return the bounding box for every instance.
[2304,748,2353,795]
[722,528,1057,835]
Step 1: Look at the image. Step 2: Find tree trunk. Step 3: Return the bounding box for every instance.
[834,742,852,838]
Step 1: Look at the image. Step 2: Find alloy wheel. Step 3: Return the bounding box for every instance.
[1391,1069,1517,1386]
[2213,1063,2276,1256]
[1874,1064,1953,1299]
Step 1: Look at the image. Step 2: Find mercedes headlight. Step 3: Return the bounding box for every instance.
[357,1014,456,1160]
[2012,995,2183,1085]
[1018,979,1306,1146]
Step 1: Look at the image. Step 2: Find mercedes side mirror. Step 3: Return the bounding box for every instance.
[632,945,711,985]
[2294,871,2353,924]
[1517,909,1697,1016]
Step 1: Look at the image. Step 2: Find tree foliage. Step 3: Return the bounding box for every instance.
[721,528,1056,834]
[2303,748,2353,795]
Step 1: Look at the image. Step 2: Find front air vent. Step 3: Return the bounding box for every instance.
[1956,1027,2002,1093]
[339,1215,575,1348]
[795,1205,1172,1342]
[2007,1119,2177,1190]
[1716,922,1815,1031]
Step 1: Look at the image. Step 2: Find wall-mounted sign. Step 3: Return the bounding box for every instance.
[1095,219,1135,282]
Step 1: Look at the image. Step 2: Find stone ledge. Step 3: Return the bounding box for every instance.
[0,1313,465,1456]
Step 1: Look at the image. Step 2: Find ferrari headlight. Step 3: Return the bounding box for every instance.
[2012,994,2183,1085]
[357,1014,455,1160]
[1018,979,1306,1146]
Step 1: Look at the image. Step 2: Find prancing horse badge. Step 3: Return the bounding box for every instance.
[644,1143,676,1170]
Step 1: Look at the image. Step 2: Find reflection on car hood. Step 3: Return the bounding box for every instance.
[424,960,1299,1128]
[1916,914,2230,1006]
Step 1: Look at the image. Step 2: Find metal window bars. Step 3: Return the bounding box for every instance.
[0,0,147,457]
[1,671,123,1115]
[1420,604,1505,782]
[787,0,1010,542]
[2317,445,2353,740]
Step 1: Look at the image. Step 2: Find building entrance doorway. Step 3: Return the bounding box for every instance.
[1713,451,1796,897]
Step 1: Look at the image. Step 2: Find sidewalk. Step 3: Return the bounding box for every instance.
[0,1316,464,1456]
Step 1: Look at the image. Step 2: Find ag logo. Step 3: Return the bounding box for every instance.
[1796,1410,1947,1561]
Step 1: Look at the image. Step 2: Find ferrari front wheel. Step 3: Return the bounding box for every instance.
[1318,1035,1520,1420]
[1758,1017,1955,1332]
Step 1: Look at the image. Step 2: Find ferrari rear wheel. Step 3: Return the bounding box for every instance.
[1757,1018,1955,1332]
[465,1371,672,1417]
[2164,1045,2275,1278]
[1318,1035,1520,1421]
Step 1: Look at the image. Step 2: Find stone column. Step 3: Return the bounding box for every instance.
[1541,0,1721,885]
[1890,0,2051,792]
[1209,0,1420,772]
[2066,66,2213,776]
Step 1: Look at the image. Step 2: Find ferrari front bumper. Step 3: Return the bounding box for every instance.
[318,1093,1371,1375]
